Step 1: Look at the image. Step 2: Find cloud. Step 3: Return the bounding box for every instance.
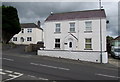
[2,2,118,37]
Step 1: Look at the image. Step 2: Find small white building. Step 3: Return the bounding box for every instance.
[44,9,106,51]
[11,23,43,45]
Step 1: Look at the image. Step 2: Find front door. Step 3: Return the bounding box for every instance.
[68,41,73,50]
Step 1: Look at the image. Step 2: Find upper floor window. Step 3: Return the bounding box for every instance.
[27,28,32,33]
[13,37,17,41]
[55,38,60,48]
[21,29,24,33]
[85,38,92,50]
[70,23,75,32]
[55,24,61,33]
[85,21,92,32]
[27,37,32,41]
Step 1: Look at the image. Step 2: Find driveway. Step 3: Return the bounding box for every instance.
[108,56,119,67]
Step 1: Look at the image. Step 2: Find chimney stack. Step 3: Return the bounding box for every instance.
[37,20,40,27]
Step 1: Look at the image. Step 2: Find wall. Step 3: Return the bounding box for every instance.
[11,28,43,45]
[44,18,106,51]
[38,50,108,63]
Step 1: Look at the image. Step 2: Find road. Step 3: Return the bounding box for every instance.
[1,46,120,81]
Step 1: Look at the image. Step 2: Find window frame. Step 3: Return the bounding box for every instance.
[13,37,17,41]
[69,22,75,32]
[55,38,60,49]
[21,28,24,33]
[55,23,61,33]
[27,28,32,33]
[85,38,92,50]
[85,21,92,32]
[27,37,32,41]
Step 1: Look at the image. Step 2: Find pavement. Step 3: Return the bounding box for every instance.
[1,44,120,81]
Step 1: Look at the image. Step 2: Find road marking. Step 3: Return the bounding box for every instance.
[4,73,23,81]
[96,73,120,79]
[0,71,6,75]
[0,69,2,71]
[27,75,48,80]
[4,70,13,73]
[30,62,70,71]
[0,58,14,61]
[38,77,48,80]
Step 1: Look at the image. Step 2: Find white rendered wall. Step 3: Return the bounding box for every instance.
[11,28,43,45]
[38,50,108,63]
[44,18,106,51]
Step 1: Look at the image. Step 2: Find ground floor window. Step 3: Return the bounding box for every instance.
[27,37,32,41]
[13,37,17,41]
[55,38,60,48]
[85,38,92,49]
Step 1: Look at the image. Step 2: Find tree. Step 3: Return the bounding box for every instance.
[2,5,21,43]
[106,36,114,54]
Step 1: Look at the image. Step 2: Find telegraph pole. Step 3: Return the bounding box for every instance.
[99,0,102,63]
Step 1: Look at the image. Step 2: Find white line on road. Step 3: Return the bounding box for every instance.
[4,70,13,73]
[0,69,2,71]
[4,73,23,81]
[30,62,70,71]
[0,58,14,61]
[27,75,48,80]
[96,73,120,79]
[0,71,6,75]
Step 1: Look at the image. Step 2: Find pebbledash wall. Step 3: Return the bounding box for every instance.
[38,50,108,63]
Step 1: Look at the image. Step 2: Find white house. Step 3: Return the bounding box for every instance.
[44,9,106,51]
[11,22,43,45]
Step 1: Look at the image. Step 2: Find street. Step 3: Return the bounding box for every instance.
[1,46,120,81]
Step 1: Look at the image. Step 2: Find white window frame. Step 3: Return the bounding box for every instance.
[70,23,75,32]
[85,21,92,32]
[85,38,92,50]
[27,28,32,33]
[13,37,17,41]
[55,38,60,48]
[27,37,32,41]
[21,29,24,33]
[55,24,61,33]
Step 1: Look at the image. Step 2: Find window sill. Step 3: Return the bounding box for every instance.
[68,32,76,33]
[54,32,61,34]
[84,48,93,50]
[84,31,92,33]
[54,48,61,49]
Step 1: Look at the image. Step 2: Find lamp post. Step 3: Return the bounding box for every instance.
[99,0,102,63]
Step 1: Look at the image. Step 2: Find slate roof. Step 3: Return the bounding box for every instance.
[114,36,120,40]
[20,23,43,30]
[45,9,106,21]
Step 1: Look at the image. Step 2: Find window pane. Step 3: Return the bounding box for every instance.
[85,21,92,31]
[55,24,60,32]
[55,39,60,42]
[70,23,75,32]
[55,39,60,48]
[85,44,91,49]
[21,29,24,33]
[86,39,91,43]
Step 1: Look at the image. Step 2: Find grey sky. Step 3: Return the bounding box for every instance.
[2,2,118,37]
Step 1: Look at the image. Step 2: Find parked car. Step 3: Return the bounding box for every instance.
[111,47,120,59]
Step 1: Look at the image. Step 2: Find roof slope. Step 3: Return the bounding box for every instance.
[45,9,106,21]
[20,23,43,30]
[114,36,120,40]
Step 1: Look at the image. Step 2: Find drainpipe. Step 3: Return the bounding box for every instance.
[99,0,102,64]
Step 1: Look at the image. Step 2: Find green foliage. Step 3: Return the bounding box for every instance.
[2,5,21,34]
[2,5,21,43]
[106,36,114,54]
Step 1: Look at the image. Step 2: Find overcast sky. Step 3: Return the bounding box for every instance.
[2,1,119,38]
